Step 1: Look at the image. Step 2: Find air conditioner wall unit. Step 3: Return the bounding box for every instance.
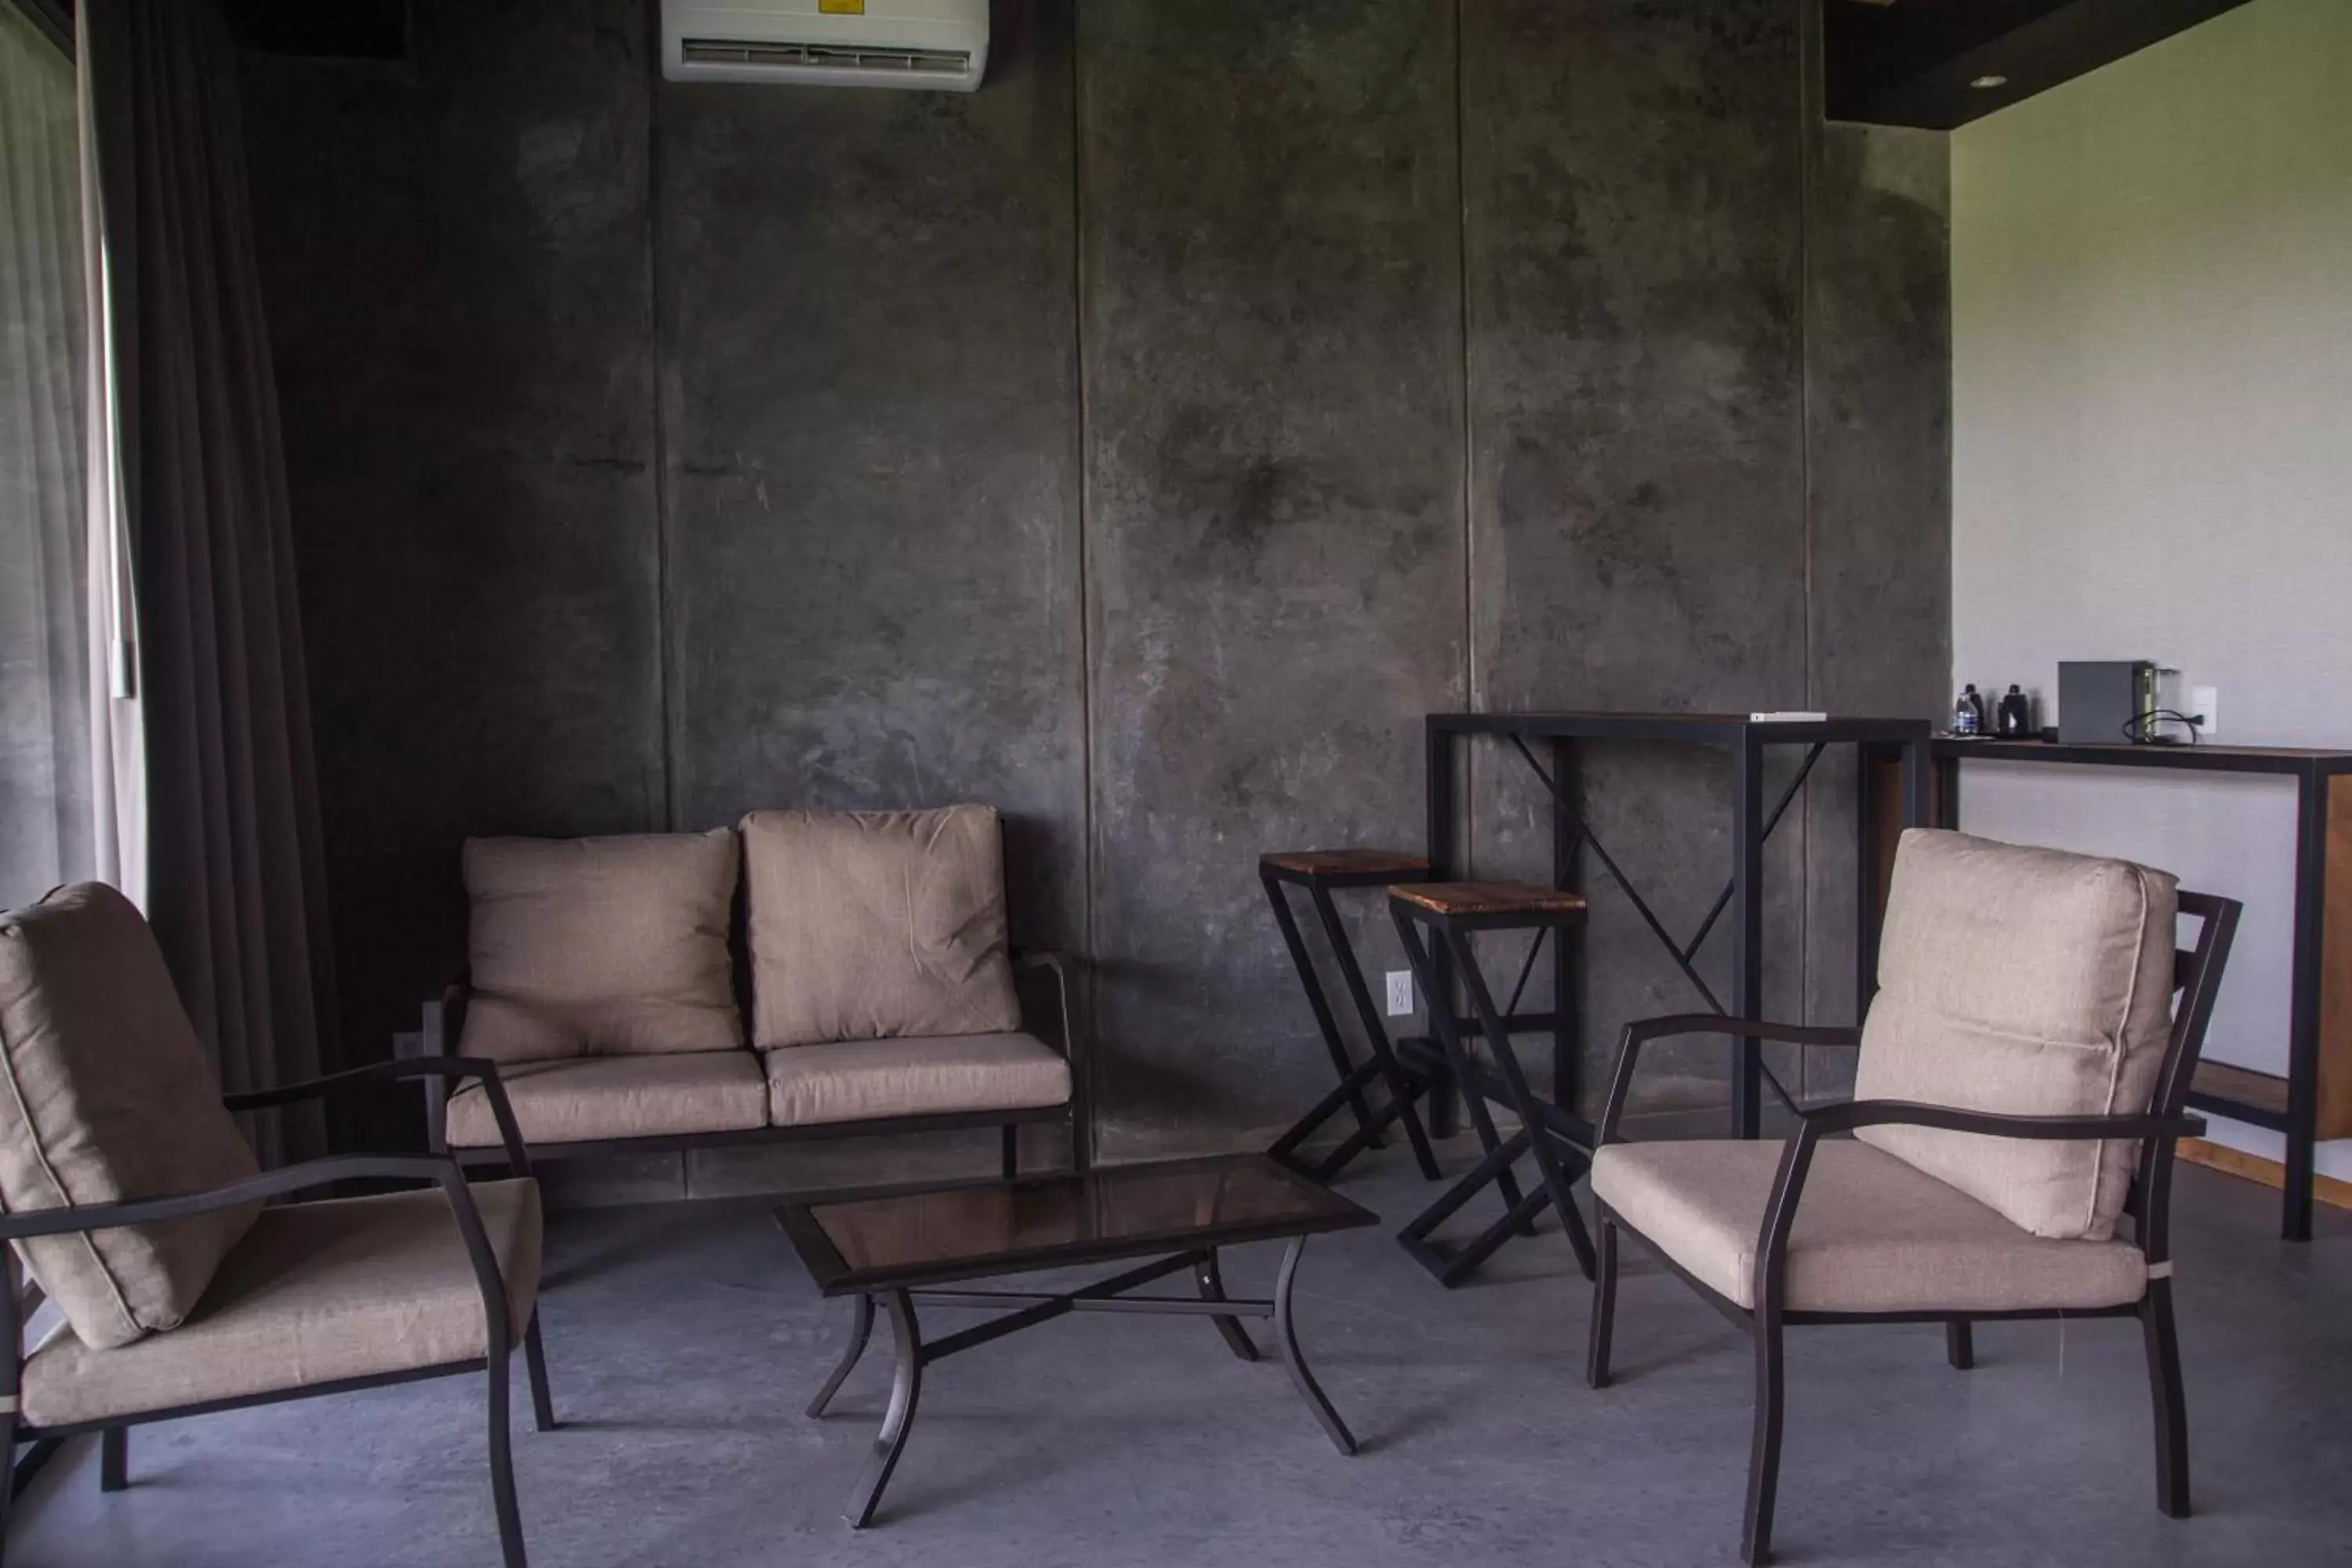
[662,0,988,92]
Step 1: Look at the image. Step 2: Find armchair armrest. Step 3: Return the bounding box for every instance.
[1750,1099,2207,1308]
[227,1056,533,1175]
[1798,1098,2205,1144]
[404,980,479,1155]
[0,1150,528,1371]
[1599,1014,1863,1145]
[1011,948,1080,1062]
[0,1154,463,1243]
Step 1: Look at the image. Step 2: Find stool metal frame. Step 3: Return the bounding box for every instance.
[1389,883,1599,1287]
[1261,851,1443,1183]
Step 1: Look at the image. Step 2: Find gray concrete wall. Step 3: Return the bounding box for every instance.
[1079,0,1468,1149]
[1462,0,1814,1111]
[238,0,1950,1189]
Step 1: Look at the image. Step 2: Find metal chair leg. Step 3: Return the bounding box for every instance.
[808,1293,877,1418]
[1194,1250,1258,1362]
[99,1427,127,1492]
[485,1335,528,1568]
[1742,1318,1786,1567]
[847,1290,923,1528]
[1945,1319,1974,1371]
[523,1314,557,1432]
[0,1413,17,1565]
[2143,1283,2190,1517]
[1586,1218,1618,1390]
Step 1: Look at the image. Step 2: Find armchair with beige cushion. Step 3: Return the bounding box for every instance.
[416,804,1087,1178]
[1584,829,2239,1566]
[0,883,552,1568]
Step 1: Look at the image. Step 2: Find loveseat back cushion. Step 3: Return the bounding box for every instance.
[742,806,1021,1048]
[459,831,743,1063]
[1853,829,2178,1242]
[0,883,262,1350]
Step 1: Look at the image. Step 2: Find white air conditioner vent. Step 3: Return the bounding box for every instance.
[663,1,988,92]
[679,38,972,77]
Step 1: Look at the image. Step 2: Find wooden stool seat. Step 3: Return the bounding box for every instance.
[1391,880,1590,920]
[1261,848,1432,884]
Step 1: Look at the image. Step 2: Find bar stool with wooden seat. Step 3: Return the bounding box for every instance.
[1388,880,1600,1287]
[1260,849,1443,1182]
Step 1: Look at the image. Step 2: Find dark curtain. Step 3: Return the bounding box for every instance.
[82,0,336,1165]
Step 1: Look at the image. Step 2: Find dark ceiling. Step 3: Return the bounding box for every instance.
[1825,0,2256,129]
[25,0,2257,132]
[218,0,408,58]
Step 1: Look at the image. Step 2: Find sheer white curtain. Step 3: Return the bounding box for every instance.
[0,3,140,913]
[78,18,144,907]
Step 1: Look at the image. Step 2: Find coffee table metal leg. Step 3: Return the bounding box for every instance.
[807,1292,875,1418]
[846,1290,923,1529]
[1272,1237,1356,1457]
[1193,1248,1259,1362]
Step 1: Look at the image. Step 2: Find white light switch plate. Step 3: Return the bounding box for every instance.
[1385,971,1414,1017]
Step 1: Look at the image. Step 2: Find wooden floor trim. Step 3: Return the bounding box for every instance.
[2180,1138,2352,1214]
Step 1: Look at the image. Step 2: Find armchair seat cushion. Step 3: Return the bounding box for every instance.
[443,1052,767,1149]
[763,1033,1070,1127]
[21,1178,541,1429]
[1591,1139,2147,1315]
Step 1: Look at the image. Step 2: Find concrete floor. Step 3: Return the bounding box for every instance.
[12,1142,2350,1568]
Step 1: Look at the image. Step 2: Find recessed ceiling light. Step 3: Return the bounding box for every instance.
[1971,74,2010,89]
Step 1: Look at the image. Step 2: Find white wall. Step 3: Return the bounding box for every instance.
[1951,0,2352,1178]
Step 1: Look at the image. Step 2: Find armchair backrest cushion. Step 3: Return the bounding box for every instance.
[0,883,261,1349]
[1854,829,2178,1242]
[742,806,1021,1048]
[460,831,743,1063]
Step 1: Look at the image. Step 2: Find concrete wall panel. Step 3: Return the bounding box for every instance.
[1078,0,1468,1146]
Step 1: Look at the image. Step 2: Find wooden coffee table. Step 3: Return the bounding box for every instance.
[776,1152,1376,1526]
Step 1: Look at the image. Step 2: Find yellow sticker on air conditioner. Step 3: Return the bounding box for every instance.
[818,0,866,13]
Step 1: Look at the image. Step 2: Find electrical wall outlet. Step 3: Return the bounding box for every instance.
[2190,685,2218,735]
[1385,971,1414,1017]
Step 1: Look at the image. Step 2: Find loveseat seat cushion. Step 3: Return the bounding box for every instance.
[741,806,1022,1048]
[443,1052,767,1149]
[1853,829,2178,1242]
[21,1178,541,1428]
[0,883,261,1351]
[1591,1139,2147,1314]
[763,1033,1069,1127]
[459,831,742,1063]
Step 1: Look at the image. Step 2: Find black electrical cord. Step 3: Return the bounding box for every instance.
[2122,709,2204,746]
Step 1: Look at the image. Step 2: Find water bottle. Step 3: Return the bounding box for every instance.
[1953,684,1986,737]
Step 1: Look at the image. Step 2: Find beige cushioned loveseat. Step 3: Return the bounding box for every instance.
[418,805,1086,1172]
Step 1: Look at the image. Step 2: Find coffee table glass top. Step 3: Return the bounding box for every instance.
[778,1153,1376,1294]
